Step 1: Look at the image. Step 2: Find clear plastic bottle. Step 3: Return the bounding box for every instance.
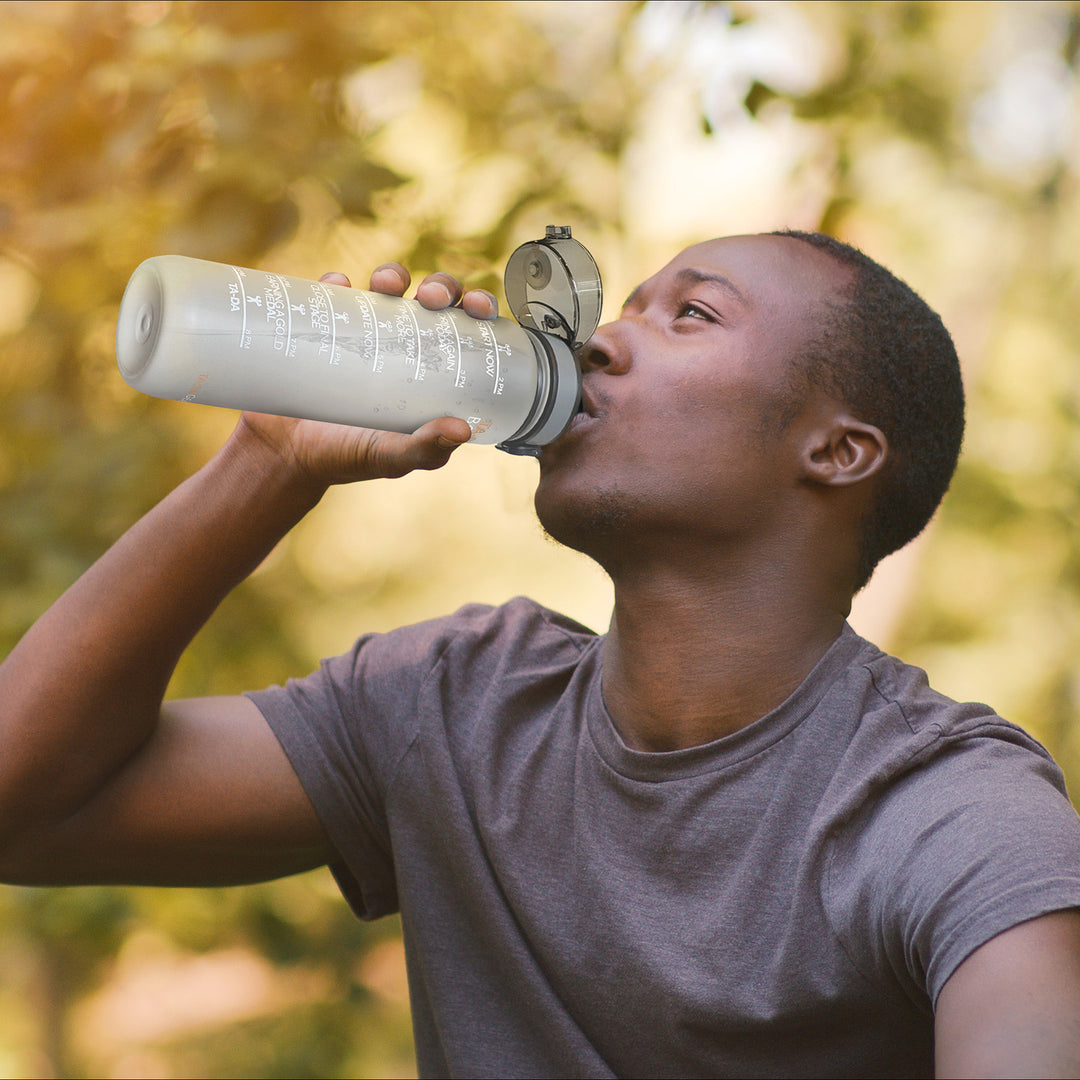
[115,227,602,456]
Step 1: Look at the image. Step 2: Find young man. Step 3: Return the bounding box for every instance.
[2,232,1079,1077]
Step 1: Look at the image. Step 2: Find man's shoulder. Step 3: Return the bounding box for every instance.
[824,631,1080,1005]
[874,640,1059,771]
[444,596,600,644]
[831,626,1053,762]
[381,595,598,662]
[310,596,600,698]
[822,626,1075,879]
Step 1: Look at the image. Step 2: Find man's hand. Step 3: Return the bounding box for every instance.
[236,265,499,489]
[935,909,1080,1078]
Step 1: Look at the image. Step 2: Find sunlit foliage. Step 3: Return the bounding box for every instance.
[2,1,1080,1076]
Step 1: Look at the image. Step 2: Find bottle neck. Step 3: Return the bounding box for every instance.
[497,329,581,456]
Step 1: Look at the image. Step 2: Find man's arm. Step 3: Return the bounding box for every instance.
[934,908,1080,1078]
[0,266,490,887]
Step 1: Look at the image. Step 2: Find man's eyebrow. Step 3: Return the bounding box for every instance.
[621,268,750,310]
[675,268,749,305]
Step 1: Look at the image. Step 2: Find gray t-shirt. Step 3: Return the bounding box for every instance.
[249,598,1080,1079]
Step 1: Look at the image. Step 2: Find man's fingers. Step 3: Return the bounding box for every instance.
[372,417,473,478]
[416,416,473,456]
[415,273,463,310]
[460,289,498,320]
[334,264,498,321]
[369,263,411,296]
[319,272,351,288]
[416,276,499,321]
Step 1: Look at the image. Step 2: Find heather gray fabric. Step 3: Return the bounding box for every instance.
[249,598,1080,1079]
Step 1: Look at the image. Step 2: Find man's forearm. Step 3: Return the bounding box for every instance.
[0,265,479,873]
[0,421,327,843]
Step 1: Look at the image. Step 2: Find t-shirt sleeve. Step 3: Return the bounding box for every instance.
[245,606,495,920]
[827,723,1080,1008]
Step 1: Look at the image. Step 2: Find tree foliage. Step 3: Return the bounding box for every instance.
[2,1,1080,1076]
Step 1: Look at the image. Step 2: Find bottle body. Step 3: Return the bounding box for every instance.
[116,255,581,451]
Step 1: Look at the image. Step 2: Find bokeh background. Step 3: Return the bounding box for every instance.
[2,0,1080,1075]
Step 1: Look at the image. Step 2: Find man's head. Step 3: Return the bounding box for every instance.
[772,230,965,588]
[536,231,963,594]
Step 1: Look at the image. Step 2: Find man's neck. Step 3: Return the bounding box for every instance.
[599,554,848,753]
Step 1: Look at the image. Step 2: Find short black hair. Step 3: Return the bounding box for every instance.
[773,230,965,590]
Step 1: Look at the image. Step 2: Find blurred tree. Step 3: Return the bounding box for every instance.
[0,1,639,1075]
[783,1,1080,784]
[4,0,1080,1076]
[623,0,1080,780]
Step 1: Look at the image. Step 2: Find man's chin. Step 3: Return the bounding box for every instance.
[534,487,633,560]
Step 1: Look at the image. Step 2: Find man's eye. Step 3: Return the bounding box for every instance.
[678,302,714,321]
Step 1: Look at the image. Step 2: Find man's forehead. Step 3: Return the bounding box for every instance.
[667,234,851,297]
[622,234,852,318]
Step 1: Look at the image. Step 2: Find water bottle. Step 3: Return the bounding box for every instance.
[115,227,602,456]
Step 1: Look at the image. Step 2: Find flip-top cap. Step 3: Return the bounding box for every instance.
[504,225,602,350]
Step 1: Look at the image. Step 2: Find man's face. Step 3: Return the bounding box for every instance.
[534,233,852,563]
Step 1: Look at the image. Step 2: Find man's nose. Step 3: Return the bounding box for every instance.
[576,322,632,375]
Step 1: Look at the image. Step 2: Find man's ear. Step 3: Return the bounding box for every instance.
[801,415,888,488]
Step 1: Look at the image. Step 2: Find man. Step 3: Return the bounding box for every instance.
[1,231,1080,1077]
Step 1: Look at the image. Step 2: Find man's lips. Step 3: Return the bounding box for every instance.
[564,389,597,432]
[577,385,599,419]
[541,385,601,454]
[551,389,598,443]
[565,410,591,434]
[543,395,594,451]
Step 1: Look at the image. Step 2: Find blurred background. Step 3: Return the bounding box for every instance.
[2,0,1080,1075]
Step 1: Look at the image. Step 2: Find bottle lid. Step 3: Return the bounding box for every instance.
[504,225,602,350]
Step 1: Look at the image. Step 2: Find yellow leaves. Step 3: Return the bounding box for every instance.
[4,1,1080,1075]
[0,258,39,339]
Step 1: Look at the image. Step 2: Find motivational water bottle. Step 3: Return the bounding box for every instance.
[115,227,602,456]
